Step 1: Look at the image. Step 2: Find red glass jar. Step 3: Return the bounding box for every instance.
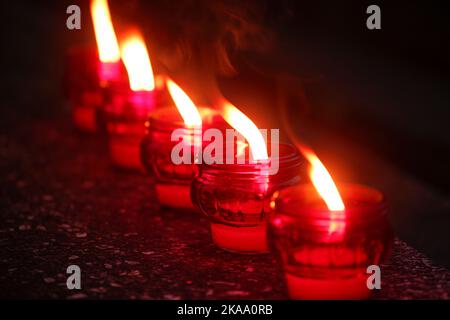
[64,44,129,133]
[268,183,393,299]
[191,143,304,254]
[64,45,102,132]
[104,85,156,170]
[141,106,225,209]
[104,75,171,170]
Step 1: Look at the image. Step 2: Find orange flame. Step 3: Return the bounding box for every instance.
[120,32,155,91]
[300,146,345,211]
[221,101,268,161]
[166,79,202,126]
[90,0,120,63]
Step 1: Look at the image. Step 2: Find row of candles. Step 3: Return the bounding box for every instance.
[64,0,393,299]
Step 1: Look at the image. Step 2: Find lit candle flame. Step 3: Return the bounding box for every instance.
[166,79,202,126]
[299,146,345,236]
[300,146,345,211]
[221,101,268,161]
[278,90,345,236]
[90,0,120,63]
[120,31,155,91]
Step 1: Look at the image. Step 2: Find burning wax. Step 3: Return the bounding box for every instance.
[268,184,393,300]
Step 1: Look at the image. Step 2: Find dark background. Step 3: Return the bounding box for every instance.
[0,0,449,268]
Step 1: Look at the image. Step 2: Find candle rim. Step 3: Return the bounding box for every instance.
[203,143,301,169]
[148,105,222,128]
[273,183,387,222]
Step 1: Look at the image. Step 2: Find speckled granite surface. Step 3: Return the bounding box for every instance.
[0,119,449,299]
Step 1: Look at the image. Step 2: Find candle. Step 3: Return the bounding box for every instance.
[63,0,125,133]
[64,0,124,132]
[191,143,303,253]
[210,223,268,253]
[268,183,393,299]
[90,0,122,85]
[106,89,155,170]
[105,30,157,170]
[141,79,225,209]
[141,106,224,209]
[64,45,103,132]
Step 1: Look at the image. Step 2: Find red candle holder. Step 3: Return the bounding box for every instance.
[191,143,304,254]
[104,83,159,170]
[268,183,393,299]
[64,45,102,132]
[141,106,224,209]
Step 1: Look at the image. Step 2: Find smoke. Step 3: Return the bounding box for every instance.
[111,0,280,76]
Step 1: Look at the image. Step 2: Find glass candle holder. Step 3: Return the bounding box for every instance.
[104,85,157,170]
[65,45,129,133]
[191,143,304,254]
[268,183,393,300]
[64,45,102,132]
[141,107,224,209]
